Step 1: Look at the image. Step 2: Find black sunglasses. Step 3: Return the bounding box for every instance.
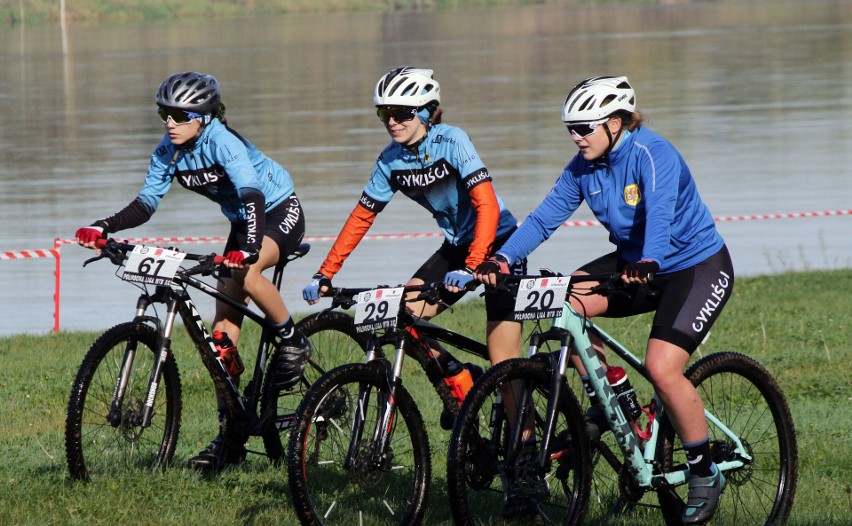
[376,107,418,125]
[565,118,609,139]
[157,106,203,125]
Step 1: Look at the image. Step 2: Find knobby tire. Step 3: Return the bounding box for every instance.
[447,357,592,525]
[657,352,798,526]
[287,362,431,526]
[65,322,182,481]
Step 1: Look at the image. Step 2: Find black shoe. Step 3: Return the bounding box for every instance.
[187,435,247,471]
[269,333,312,392]
[584,404,609,440]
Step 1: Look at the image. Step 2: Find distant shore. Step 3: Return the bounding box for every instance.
[3,0,703,27]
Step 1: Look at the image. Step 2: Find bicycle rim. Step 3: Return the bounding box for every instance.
[658,352,798,525]
[65,322,182,481]
[287,363,431,526]
[447,358,591,525]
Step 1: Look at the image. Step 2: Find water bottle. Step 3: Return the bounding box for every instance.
[606,366,642,421]
[213,330,245,377]
[443,360,475,406]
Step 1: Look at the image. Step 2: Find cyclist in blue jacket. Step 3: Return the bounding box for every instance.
[75,71,311,471]
[477,76,734,524]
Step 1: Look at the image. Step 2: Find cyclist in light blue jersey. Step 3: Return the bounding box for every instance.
[303,66,526,430]
[477,76,734,524]
[75,72,310,472]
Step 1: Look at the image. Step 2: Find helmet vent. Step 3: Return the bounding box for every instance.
[561,75,635,123]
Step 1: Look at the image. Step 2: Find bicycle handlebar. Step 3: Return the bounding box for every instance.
[84,238,225,277]
[496,272,623,297]
[321,281,456,311]
[319,272,623,311]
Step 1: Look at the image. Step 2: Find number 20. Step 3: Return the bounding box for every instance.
[524,289,555,311]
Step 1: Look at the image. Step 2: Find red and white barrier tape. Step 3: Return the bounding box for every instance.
[0,249,61,261]
[2,210,850,262]
[712,210,852,222]
[1,209,848,333]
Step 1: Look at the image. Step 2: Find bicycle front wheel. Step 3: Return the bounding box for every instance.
[261,311,368,463]
[447,357,592,525]
[65,322,182,481]
[287,361,431,526]
[657,352,798,525]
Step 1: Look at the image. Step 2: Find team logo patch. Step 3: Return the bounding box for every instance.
[623,184,641,206]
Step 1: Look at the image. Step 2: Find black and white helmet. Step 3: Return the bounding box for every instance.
[373,67,441,108]
[561,76,636,123]
[155,72,221,114]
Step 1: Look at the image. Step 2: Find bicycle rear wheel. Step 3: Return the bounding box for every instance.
[261,311,368,463]
[447,357,591,525]
[65,322,182,481]
[657,352,798,525]
[287,361,431,525]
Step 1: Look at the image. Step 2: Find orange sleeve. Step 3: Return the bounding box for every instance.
[318,202,377,279]
[465,180,500,270]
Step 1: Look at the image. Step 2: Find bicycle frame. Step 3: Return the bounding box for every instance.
[338,285,490,470]
[108,246,303,436]
[542,297,751,489]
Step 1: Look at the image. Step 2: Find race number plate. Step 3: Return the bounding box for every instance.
[121,245,186,286]
[354,286,404,333]
[512,277,570,321]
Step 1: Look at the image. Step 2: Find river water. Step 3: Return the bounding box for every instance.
[1,0,851,335]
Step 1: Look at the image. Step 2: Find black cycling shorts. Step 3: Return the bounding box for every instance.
[224,194,306,262]
[577,245,734,354]
[412,230,527,322]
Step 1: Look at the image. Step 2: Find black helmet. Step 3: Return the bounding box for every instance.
[155,72,220,115]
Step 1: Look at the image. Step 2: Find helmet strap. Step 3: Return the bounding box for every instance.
[405,125,430,154]
[601,119,623,160]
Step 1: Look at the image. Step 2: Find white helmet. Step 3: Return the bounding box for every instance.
[373,67,441,108]
[561,76,636,123]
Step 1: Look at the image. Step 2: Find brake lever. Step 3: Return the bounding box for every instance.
[83,241,126,267]
[538,267,564,277]
[414,287,442,306]
[193,254,221,277]
[588,274,621,296]
[82,253,107,267]
[330,289,358,310]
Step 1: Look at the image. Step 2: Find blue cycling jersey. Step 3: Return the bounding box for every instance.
[499,126,724,274]
[137,119,295,222]
[359,123,517,246]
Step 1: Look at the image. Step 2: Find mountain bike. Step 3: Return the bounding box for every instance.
[285,281,592,525]
[64,238,368,481]
[447,272,798,525]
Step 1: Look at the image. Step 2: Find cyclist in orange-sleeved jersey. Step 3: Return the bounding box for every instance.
[303,67,526,429]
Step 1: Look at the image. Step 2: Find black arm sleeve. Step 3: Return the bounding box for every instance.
[242,189,266,252]
[96,198,154,233]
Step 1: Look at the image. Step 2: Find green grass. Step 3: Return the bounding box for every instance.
[1,269,850,524]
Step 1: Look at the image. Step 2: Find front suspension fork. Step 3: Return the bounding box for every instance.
[108,294,176,429]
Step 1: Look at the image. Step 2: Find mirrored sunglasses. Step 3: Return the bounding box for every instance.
[376,107,418,125]
[157,106,203,125]
[566,118,609,139]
